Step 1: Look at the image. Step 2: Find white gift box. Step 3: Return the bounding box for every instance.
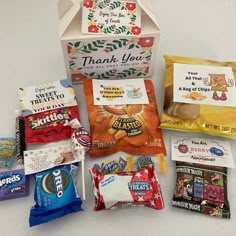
[58,0,160,83]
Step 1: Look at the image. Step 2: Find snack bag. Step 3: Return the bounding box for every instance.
[161,55,236,138]
[29,164,83,227]
[24,106,80,144]
[171,136,234,219]
[83,79,166,157]
[172,161,230,219]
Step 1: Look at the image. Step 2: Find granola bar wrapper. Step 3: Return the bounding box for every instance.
[83,80,166,157]
[160,55,236,138]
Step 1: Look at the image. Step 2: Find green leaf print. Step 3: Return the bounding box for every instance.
[114,26,128,34]
[110,1,122,10]
[74,42,81,48]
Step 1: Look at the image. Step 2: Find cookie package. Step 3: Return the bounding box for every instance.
[171,136,235,219]
[161,55,236,138]
[83,79,166,158]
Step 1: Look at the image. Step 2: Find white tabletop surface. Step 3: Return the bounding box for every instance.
[0,0,236,235]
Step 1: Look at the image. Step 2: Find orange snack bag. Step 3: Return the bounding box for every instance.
[83,80,166,157]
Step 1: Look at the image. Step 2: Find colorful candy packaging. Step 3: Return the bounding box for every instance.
[83,79,166,157]
[18,79,80,144]
[90,155,164,211]
[161,55,236,138]
[0,112,29,201]
[0,138,16,170]
[171,136,235,218]
[29,164,83,227]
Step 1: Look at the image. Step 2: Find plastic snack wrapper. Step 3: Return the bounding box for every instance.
[24,106,80,144]
[161,55,236,138]
[171,136,234,219]
[83,79,166,159]
[172,161,230,218]
[0,111,29,201]
[90,155,164,211]
[70,118,91,200]
[29,164,83,227]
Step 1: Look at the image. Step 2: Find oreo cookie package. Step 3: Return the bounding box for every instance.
[29,164,83,227]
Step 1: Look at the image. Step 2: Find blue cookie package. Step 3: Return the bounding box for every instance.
[29,164,83,227]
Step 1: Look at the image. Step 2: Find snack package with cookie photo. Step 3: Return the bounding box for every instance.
[161,55,236,138]
[83,79,166,157]
[29,164,83,227]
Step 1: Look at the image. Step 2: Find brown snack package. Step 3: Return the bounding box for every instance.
[83,79,166,157]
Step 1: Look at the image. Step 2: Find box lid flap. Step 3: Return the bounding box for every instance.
[137,0,160,30]
[58,0,81,37]
[58,0,160,38]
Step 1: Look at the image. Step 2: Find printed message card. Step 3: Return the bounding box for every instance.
[82,0,141,35]
[92,78,149,105]
[173,64,236,107]
[18,79,77,116]
[171,136,235,168]
[24,145,84,175]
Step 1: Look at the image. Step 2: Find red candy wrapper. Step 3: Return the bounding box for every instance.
[90,165,164,211]
[25,106,80,144]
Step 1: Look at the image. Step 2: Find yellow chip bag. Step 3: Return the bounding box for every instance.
[160,55,236,138]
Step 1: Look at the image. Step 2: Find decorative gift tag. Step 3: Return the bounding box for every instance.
[173,64,236,107]
[82,0,141,35]
[24,145,80,175]
[92,79,149,105]
[19,79,77,116]
[171,136,235,168]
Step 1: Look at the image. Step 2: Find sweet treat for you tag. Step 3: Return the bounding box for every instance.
[92,78,149,105]
[82,0,141,35]
[171,136,235,168]
[173,64,236,107]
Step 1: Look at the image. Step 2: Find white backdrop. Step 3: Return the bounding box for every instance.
[0,0,235,235]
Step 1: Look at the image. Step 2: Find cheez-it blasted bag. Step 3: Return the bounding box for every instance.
[83,79,166,157]
[161,55,236,138]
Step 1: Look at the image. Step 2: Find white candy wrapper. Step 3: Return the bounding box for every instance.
[70,119,91,200]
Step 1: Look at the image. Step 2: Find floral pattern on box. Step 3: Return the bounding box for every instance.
[66,37,154,82]
[82,0,141,35]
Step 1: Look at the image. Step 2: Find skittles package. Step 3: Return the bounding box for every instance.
[29,164,83,227]
[161,55,236,138]
[83,79,166,157]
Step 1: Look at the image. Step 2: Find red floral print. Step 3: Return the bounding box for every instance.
[88,25,99,33]
[71,72,87,82]
[125,3,136,11]
[67,45,72,54]
[144,67,149,74]
[83,0,93,8]
[131,26,141,35]
[137,37,154,47]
